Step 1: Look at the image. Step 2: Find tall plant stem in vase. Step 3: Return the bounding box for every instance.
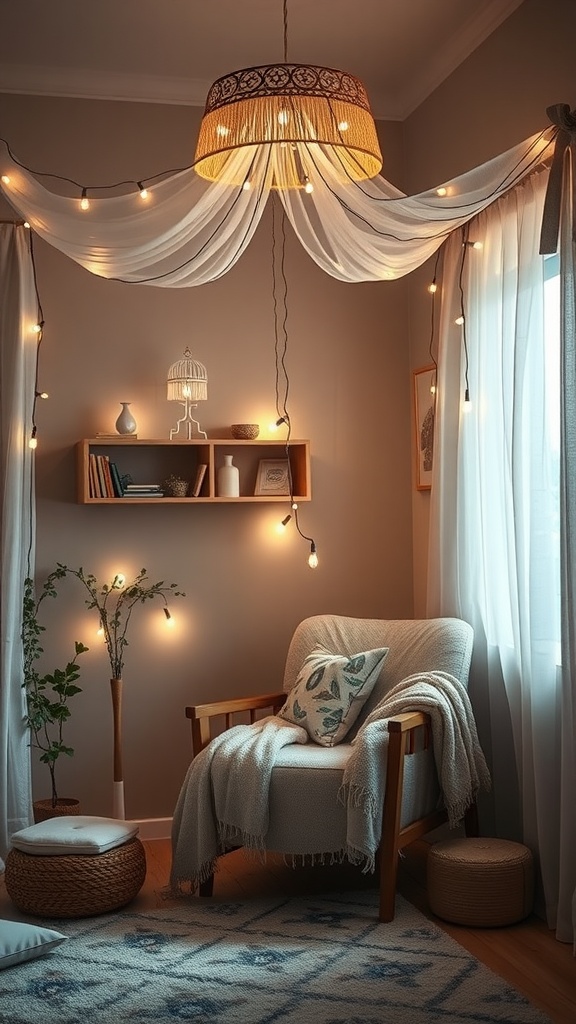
[57,565,184,819]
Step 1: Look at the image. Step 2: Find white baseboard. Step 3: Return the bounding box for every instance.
[130,817,172,840]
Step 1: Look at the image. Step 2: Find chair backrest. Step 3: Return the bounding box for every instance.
[283,615,474,731]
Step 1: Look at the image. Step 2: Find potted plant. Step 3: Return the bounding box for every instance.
[22,568,89,821]
[56,565,185,818]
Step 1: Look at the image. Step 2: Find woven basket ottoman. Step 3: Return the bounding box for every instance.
[427,837,534,927]
[5,815,146,918]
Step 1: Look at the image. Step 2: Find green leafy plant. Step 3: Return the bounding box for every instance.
[22,568,89,808]
[56,565,185,679]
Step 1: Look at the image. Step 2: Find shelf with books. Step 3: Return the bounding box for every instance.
[76,438,311,504]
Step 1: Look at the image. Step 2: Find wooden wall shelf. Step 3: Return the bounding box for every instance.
[76,438,311,505]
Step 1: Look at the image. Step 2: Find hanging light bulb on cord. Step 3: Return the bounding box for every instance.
[308,542,318,569]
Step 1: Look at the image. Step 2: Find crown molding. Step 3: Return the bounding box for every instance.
[0,63,210,108]
[0,0,525,120]
[394,0,525,119]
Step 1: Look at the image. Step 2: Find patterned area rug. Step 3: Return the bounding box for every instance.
[0,890,551,1024]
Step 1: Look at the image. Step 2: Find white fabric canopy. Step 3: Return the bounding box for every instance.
[0,129,555,286]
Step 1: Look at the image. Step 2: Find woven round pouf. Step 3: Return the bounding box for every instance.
[427,837,534,927]
[5,836,146,918]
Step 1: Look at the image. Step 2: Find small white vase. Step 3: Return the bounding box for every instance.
[217,454,239,497]
[115,402,137,435]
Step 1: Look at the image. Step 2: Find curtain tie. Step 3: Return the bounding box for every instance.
[539,103,576,255]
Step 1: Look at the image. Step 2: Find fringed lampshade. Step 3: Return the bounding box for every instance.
[194,63,382,189]
[167,348,208,440]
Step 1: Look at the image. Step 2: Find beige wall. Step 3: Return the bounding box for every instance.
[406,0,576,615]
[0,95,411,819]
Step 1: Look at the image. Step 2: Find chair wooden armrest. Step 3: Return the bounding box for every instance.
[185,692,286,756]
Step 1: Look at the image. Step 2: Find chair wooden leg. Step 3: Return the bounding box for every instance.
[199,874,214,897]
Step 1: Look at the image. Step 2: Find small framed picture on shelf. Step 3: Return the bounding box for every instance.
[413,365,437,490]
[254,458,291,496]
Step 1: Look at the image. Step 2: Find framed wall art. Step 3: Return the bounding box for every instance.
[254,458,291,496]
[413,365,437,490]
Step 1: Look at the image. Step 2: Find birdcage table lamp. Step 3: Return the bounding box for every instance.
[167,349,208,440]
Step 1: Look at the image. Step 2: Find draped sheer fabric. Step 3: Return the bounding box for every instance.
[0,225,36,863]
[427,170,576,946]
[0,129,554,286]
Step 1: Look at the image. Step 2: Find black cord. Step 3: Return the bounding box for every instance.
[458,225,471,401]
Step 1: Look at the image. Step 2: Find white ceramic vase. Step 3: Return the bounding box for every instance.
[115,402,137,435]
[217,454,239,497]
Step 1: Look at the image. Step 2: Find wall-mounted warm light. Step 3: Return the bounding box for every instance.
[112,573,126,589]
[163,606,174,627]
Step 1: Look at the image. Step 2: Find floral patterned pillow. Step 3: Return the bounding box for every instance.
[279,645,389,746]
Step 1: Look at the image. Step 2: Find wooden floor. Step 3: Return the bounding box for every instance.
[2,838,575,1022]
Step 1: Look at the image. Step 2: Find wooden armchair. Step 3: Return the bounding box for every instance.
[184,614,478,921]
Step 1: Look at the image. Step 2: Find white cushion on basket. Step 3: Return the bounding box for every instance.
[0,920,67,969]
[10,815,139,856]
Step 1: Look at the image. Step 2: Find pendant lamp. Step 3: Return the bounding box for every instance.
[194,1,382,189]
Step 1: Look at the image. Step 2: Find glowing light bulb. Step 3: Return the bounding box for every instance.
[436,187,447,197]
[37,390,49,399]
[269,416,287,432]
[428,282,437,294]
[32,323,42,334]
[80,189,90,211]
[29,427,38,450]
[138,183,149,200]
[304,178,314,194]
[291,502,298,510]
[338,120,349,131]
[455,315,465,326]
[163,607,174,627]
[308,542,318,569]
[1,175,10,185]
[472,240,483,250]
[216,124,230,137]
[277,514,292,534]
[278,110,289,126]
[97,624,104,637]
[112,573,125,588]
[182,383,192,398]
[242,180,251,191]
[23,221,30,229]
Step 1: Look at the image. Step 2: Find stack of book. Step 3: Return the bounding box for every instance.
[123,484,164,498]
[89,454,124,498]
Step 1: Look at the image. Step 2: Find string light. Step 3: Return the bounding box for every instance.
[137,181,150,200]
[428,281,437,294]
[269,415,288,431]
[112,573,125,588]
[163,606,174,626]
[277,513,292,534]
[1,174,10,185]
[455,314,465,325]
[80,188,90,211]
[36,390,49,399]
[308,542,319,569]
[28,425,37,449]
[303,177,314,194]
[436,186,448,197]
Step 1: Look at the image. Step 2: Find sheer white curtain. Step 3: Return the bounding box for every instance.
[427,169,576,943]
[0,223,36,864]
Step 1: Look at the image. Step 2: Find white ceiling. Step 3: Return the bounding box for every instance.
[0,0,525,120]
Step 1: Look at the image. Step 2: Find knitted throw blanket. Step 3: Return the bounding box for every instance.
[170,716,307,890]
[340,671,492,872]
[170,672,490,890]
